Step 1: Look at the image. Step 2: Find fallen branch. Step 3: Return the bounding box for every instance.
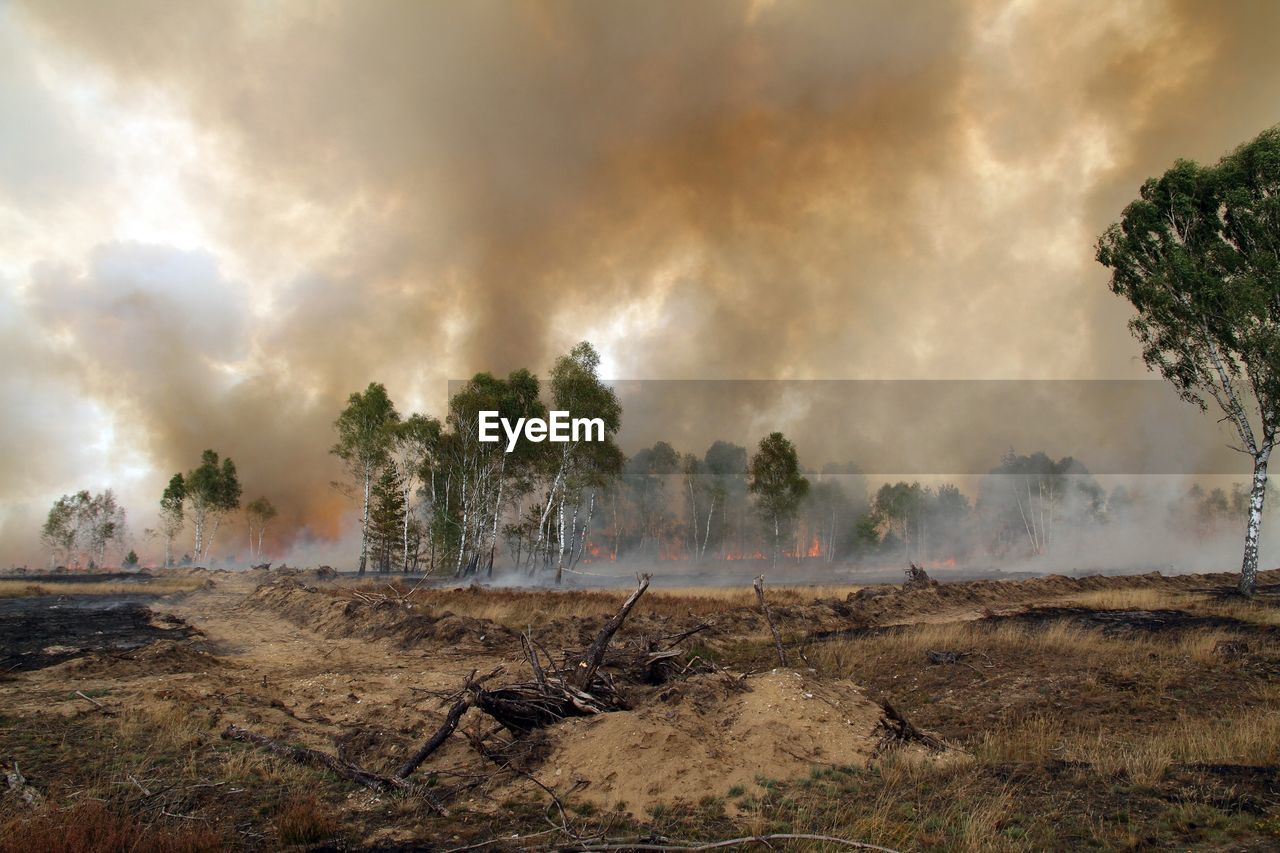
[75,690,115,716]
[753,575,788,667]
[220,725,446,811]
[397,666,507,779]
[871,702,948,756]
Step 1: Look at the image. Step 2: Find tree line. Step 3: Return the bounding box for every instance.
[34,125,1280,597]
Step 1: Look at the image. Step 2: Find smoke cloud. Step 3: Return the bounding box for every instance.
[2,0,1279,564]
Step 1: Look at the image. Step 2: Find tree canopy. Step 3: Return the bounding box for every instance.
[1097,125,1280,594]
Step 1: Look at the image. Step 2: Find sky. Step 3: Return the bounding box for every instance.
[2,0,1280,564]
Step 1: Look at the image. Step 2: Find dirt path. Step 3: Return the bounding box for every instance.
[1,575,507,768]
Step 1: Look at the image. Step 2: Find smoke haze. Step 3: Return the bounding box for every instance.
[2,0,1279,564]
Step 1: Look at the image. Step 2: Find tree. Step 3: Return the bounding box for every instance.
[81,489,127,568]
[977,451,1102,558]
[748,432,809,566]
[369,465,406,572]
[1097,126,1280,594]
[704,441,749,559]
[390,413,441,573]
[41,490,126,569]
[245,497,278,562]
[332,383,400,575]
[123,550,139,569]
[623,441,681,558]
[185,450,242,563]
[41,494,81,569]
[541,342,624,583]
[871,482,928,561]
[159,473,185,568]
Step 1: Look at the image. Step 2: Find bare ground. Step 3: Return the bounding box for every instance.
[1,567,1278,850]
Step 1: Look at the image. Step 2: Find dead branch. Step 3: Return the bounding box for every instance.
[570,573,650,689]
[925,649,968,665]
[397,667,505,779]
[6,762,42,806]
[398,577,655,779]
[753,575,788,667]
[75,690,115,716]
[871,702,948,756]
[657,621,712,646]
[220,724,441,809]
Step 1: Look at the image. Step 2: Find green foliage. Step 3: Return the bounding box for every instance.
[187,450,242,515]
[332,383,400,573]
[1097,128,1280,423]
[331,383,400,473]
[122,550,139,568]
[748,432,809,561]
[977,450,1101,558]
[1097,125,1280,592]
[369,466,406,572]
[246,496,277,525]
[42,489,127,568]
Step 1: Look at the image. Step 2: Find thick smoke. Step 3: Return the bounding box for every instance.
[2,1,1279,565]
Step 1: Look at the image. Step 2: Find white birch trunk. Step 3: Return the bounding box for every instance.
[359,465,371,575]
[1240,448,1270,596]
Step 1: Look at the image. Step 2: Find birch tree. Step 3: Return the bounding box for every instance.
[81,489,126,568]
[41,494,81,569]
[1097,126,1280,595]
[42,490,126,569]
[245,496,278,562]
[185,450,242,563]
[390,413,441,572]
[704,441,748,559]
[159,474,185,568]
[331,383,400,575]
[544,343,623,583]
[748,432,809,567]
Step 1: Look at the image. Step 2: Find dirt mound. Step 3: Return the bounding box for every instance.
[530,669,904,813]
[243,578,514,649]
[66,639,228,677]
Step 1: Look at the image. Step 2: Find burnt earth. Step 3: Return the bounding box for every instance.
[0,595,194,672]
[985,605,1253,636]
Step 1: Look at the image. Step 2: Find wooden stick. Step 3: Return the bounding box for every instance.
[396,696,473,780]
[75,690,115,716]
[753,575,788,667]
[570,573,650,690]
[396,666,503,779]
[220,725,437,808]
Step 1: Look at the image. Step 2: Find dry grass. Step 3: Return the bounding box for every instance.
[0,801,225,853]
[1061,707,1280,785]
[808,615,1266,679]
[276,795,340,846]
[1066,586,1280,627]
[341,581,859,627]
[0,577,205,598]
[969,699,1280,792]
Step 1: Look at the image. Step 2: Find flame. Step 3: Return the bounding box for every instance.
[581,541,615,562]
